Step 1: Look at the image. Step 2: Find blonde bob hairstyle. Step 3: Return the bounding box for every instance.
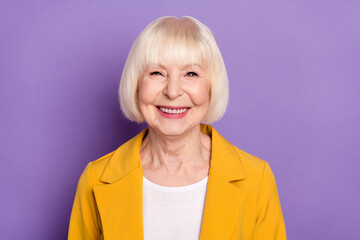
[119,16,229,123]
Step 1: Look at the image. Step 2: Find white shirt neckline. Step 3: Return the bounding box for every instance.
[143,176,208,193]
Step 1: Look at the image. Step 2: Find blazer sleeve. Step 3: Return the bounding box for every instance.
[253,162,287,240]
[68,162,102,240]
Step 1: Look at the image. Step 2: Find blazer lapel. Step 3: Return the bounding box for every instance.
[94,168,144,239]
[93,125,247,239]
[199,125,247,239]
[93,129,147,239]
[199,169,247,239]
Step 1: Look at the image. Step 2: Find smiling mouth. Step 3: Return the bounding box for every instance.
[156,106,190,114]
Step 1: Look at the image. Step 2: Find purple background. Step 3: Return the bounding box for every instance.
[1,0,359,239]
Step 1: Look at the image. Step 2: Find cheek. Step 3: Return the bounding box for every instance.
[138,79,158,105]
[187,82,210,106]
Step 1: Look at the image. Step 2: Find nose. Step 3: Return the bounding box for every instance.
[163,75,183,99]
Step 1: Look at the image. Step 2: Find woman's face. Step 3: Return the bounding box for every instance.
[138,63,210,136]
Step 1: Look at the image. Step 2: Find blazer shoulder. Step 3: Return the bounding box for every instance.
[232,146,269,182]
[85,150,116,185]
[234,146,266,169]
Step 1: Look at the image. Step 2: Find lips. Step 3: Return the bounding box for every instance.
[157,106,189,114]
[156,106,190,118]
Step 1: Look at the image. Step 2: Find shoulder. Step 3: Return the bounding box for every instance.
[233,146,267,176]
[81,128,148,185]
[77,151,115,187]
[207,124,271,185]
[231,145,276,191]
[91,151,116,179]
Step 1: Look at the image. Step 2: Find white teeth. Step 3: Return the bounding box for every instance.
[159,107,188,114]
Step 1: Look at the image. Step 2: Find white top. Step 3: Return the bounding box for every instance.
[143,176,208,240]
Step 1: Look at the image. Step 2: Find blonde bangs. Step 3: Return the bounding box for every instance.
[136,19,211,72]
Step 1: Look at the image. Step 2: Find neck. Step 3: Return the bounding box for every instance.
[140,125,211,173]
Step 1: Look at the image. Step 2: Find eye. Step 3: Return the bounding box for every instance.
[150,71,163,76]
[186,72,198,77]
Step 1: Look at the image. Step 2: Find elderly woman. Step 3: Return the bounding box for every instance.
[68,16,286,240]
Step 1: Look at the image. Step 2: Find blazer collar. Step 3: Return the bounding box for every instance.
[94,124,247,239]
[99,124,246,184]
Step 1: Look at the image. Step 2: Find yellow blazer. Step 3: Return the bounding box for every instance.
[68,124,286,239]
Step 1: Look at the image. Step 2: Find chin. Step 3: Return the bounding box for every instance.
[154,121,198,137]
